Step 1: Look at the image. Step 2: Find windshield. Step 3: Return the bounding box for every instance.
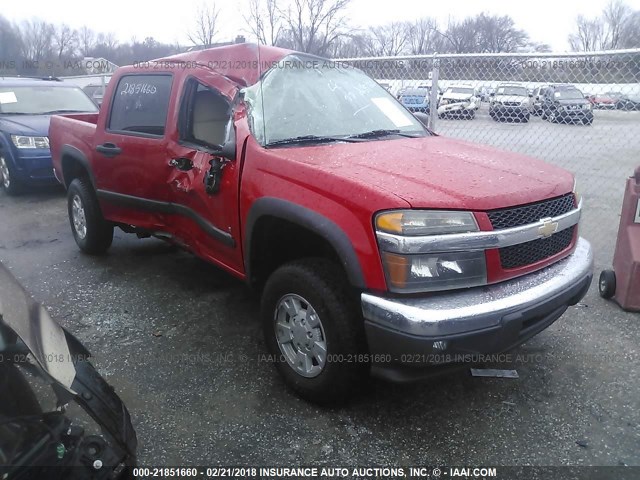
[496,86,528,96]
[554,89,584,100]
[0,85,98,115]
[446,87,474,95]
[243,54,426,145]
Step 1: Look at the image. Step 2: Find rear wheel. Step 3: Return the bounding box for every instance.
[599,270,616,299]
[67,178,113,254]
[583,117,593,125]
[261,258,368,404]
[0,156,23,196]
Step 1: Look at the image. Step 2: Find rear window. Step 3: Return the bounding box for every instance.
[108,74,172,136]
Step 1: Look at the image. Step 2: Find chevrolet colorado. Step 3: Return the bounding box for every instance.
[49,44,593,403]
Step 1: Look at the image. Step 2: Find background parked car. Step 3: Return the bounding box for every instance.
[530,85,548,115]
[82,83,107,106]
[616,94,640,111]
[0,77,98,195]
[398,87,430,113]
[588,91,621,109]
[489,84,531,123]
[437,85,479,119]
[541,85,593,125]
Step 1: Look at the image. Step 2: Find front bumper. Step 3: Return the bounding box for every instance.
[438,102,475,114]
[557,109,593,120]
[490,105,528,116]
[361,238,593,382]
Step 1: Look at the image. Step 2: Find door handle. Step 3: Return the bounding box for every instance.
[96,143,122,157]
[169,158,194,171]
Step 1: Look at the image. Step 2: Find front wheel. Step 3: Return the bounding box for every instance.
[261,259,368,404]
[67,178,114,254]
[0,156,23,196]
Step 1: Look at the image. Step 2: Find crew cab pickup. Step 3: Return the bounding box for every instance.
[49,44,593,403]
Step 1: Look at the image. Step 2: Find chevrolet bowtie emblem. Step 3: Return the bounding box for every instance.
[538,218,559,238]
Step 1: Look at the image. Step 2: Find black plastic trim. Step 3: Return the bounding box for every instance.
[244,197,366,288]
[96,190,235,248]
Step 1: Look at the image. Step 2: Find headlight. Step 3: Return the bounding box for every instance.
[440,99,450,105]
[573,178,581,204]
[11,135,49,149]
[381,251,487,293]
[376,210,487,293]
[582,104,591,110]
[376,210,478,236]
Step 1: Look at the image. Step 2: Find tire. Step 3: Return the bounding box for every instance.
[598,270,616,299]
[67,178,113,254]
[522,113,530,123]
[261,258,368,404]
[467,110,475,120]
[583,117,593,125]
[548,110,558,123]
[0,156,23,196]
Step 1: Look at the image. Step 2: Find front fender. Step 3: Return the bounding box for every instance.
[244,197,366,289]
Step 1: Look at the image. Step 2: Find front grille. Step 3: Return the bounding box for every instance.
[499,226,575,269]
[503,101,522,107]
[487,194,575,230]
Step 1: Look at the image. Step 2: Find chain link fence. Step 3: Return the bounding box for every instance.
[339,49,640,269]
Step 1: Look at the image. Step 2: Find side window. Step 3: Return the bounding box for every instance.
[109,74,172,136]
[179,79,231,148]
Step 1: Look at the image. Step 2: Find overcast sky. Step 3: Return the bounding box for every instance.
[3,0,640,52]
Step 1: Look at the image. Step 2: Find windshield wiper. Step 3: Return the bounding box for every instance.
[41,109,90,115]
[264,135,362,147]
[345,129,420,140]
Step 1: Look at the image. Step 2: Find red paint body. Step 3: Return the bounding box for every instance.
[49,45,576,293]
[611,167,640,311]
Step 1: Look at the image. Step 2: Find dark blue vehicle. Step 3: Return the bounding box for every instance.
[0,78,98,195]
[398,87,430,113]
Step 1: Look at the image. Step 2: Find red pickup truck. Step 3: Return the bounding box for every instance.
[50,44,593,403]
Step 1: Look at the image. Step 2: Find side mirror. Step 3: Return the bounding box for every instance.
[218,125,236,161]
[489,92,495,97]
[529,93,533,97]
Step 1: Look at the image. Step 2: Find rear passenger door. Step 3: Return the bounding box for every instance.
[93,73,174,230]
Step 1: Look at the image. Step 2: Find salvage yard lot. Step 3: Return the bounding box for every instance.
[0,109,638,467]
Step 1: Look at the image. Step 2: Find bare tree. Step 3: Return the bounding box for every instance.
[363,22,409,56]
[569,15,606,51]
[407,17,441,54]
[278,0,352,56]
[439,17,478,53]
[621,10,640,47]
[19,19,54,61]
[53,24,78,59]
[78,26,96,57]
[245,0,283,45]
[475,14,528,52]
[0,15,22,64]
[188,2,220,47]
[602,0,633,48]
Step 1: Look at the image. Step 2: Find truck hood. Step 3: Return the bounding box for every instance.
[271,136,573,211]
[494,95,529,104]
[442,92,474,101]
[0,115,51,136]
[557,98,590,106]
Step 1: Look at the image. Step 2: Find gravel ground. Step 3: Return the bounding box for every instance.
[0,108,638,471]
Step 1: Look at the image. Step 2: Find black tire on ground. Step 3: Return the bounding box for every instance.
[598,270,616,299]
[522,113,530,123]
[467,110,475,120]
[67,178,114,254]
[261,258,368,404]
[583,117,593,125]
[541,109,548,120]
[0,156,23,196]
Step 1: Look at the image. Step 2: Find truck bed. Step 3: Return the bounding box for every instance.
[49,113,100,185]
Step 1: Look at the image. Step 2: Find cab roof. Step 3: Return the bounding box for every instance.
[156,43,295,86]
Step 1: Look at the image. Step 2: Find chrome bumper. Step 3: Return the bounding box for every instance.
[361,237,593,337]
